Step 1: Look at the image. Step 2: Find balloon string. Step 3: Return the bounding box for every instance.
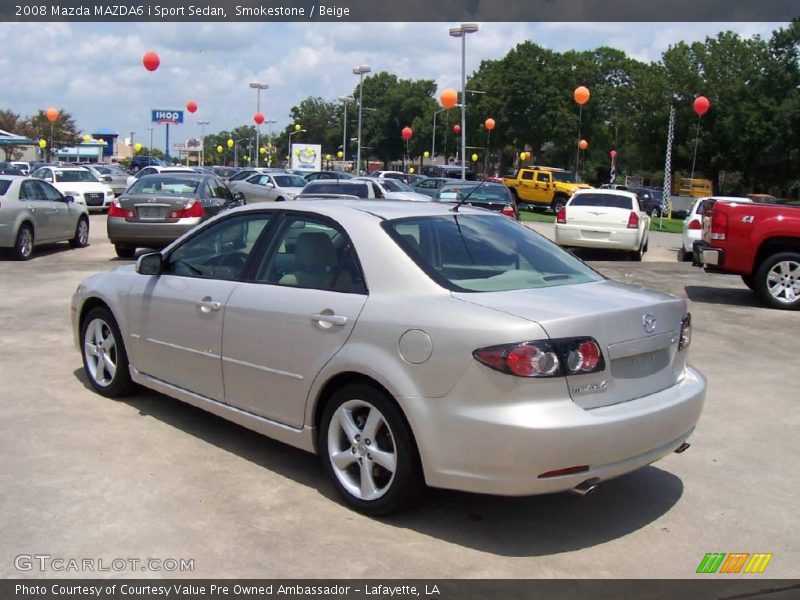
[690,115,702,180]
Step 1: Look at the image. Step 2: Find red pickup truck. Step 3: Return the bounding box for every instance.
[694,201,800,309]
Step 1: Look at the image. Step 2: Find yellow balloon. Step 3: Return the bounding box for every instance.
[134,143,143,153]
[259,147,266,155]
[305,147,313,156]
[337,150,343,158]
[519,152,526,160]
[325,154,331,160]
[294,124,301,131]
[409,167,415,174]
[226,139,234,148]
[294,149,300,155]
[423,151,430,158]
[243,155,249,161]
[82,134,92,143]
[216,145,223,153]
[38,139,47,149]
[471,153,479,162]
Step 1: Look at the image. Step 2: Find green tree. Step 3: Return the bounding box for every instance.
[25,109,80,161]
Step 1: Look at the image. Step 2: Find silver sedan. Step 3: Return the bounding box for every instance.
[0,175,89,260]
[72,200,705,514]
[230,173,307,203]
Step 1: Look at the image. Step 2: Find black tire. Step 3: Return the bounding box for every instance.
[80,306,134,397]
[650,207,660,219]
[551,195,567,213]
[753,252,800,310]
[115,244,136,259]
[69,217,89,249]
[13,223,34,260]
[677,247,691,262]
[630,241,645,262]
[319,383,424,515]
[741,274,755,291]
[275,197,284,202]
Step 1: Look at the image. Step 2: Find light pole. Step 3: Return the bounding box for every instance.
[432,108,447,162]
[352,65,371,176]
[129,131,135,160]
[249,81,269,167]
[449,23,479,181]
[338,95,354,166]
[234,137,249,168]
[148,128,154,156]
[288,129,306,169]
[264,119,276,166]
[197,120,209,167]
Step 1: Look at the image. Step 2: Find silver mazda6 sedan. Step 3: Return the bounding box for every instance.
[72,200,705,514]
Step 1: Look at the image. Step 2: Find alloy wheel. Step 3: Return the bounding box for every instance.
[766,259,800,304]
[83,318,118,387]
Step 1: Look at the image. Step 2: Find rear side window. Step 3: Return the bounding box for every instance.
[571,193,632,210]
[0,181,10,195]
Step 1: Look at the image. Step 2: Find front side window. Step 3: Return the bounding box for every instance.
[255,216,366,294]
[165,214,272,280]
[385,214,601,293]
[272,175,307,188]
[520,171,534,181]
[34,180,64,201]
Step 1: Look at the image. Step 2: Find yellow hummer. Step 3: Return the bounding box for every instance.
[503,166,592,212]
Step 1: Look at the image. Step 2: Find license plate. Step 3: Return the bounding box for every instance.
[137,206,166,219]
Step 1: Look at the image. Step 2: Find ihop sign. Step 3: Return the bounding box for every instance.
[151,109,184,124]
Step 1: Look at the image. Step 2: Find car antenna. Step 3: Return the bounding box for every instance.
[450,178,489,213]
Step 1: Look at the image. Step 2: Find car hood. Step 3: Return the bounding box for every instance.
[453,279,688,409]
[53,182,111,193]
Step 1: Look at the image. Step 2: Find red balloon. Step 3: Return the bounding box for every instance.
[609,150,617,158]
[45,108,58,123]
[578,139,588,150]
[484,118,495,131]
[401,126,413,141]
[186,100,198,113]
[453,124,461,134]
[142,51,160,72]
[253,112,265,125]
[440,89,458,110]
[693,96,710,117]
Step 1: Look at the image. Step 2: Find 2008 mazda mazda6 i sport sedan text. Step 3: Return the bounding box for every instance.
[71,200,706,514]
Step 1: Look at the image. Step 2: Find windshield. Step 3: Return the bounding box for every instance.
[304,182,369,198]
[273,175,307,188]
[54,170,98,183]
[437,184,510,202]
[384,214,601,292]
[552,171,581,183]
[571,193,632,209]
[128,176,200,195]
[380,179,413,192]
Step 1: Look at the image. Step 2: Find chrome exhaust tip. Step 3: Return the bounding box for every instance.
[674,442,691,454]
[571,479,600,497]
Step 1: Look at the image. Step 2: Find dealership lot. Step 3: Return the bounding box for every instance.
[0,214,796,578]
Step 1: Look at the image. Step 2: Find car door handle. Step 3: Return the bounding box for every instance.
[197,298,222,313]
[311,313,347,327]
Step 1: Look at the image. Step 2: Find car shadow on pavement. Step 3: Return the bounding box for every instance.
[72,369,685,557]
[685,285,764,308]
[0,241,78,260]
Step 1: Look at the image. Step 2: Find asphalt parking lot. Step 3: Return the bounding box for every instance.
[1,213,797,579]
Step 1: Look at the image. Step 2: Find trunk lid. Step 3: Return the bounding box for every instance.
[566,205,632,230]
[454,279,688,409]
[119,193,198,221]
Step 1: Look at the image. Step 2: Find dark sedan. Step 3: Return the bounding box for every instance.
[412,176,458,198]
[433,182,519,219]
[304,170,353,182]
[107,173,242,258]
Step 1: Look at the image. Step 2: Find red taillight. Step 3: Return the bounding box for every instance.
[538,465,590,479]
[108,201,133,218]
[473,337,605,378]
[169,200,204,219]
[501,204,516,219]
[627,211,639,229]
[710,211,728,241]
[556,207,566,224]
[687,219,702,230]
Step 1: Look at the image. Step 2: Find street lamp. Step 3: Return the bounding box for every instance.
[197,120,209,166]
[352,65,371,175]
[431,108,447,161]
[338,95,354,165]
[264,119,276,166]
[249,82,269,167]
[288,128,306,169]
[449,23,479,181]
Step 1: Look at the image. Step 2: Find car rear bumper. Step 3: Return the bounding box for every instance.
[555,225,642,251]
[107,217,201,247]
[692,241,723,267]
[402,364,706,496]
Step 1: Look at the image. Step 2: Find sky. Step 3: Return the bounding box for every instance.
[0,21,787,150]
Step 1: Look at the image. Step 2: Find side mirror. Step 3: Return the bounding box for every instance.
[265,182,275,188]
[103,175,113,182]
[64,195,75,204]
[136,252,163,275]
[232,191,245,206]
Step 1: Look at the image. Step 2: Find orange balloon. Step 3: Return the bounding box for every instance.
[440,88,458,109]
[574,86,590,106]
[578,139,588,150]
[484,118,495,131]
[45,108,58,122]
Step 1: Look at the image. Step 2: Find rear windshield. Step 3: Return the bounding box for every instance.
[304,182,369,198]
[384,214,601,292]
[0,181,10,195]
[54,170,97,183]
[380,179,412,192]
[437,185,510,202]
[571,193,632,209]
[128,177,200,195]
